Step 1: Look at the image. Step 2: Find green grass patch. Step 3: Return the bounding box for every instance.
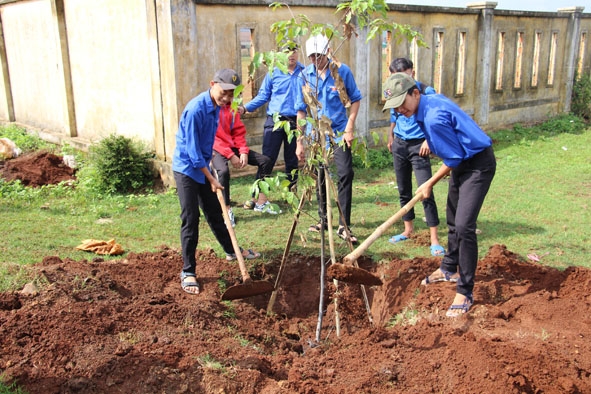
[1,116,590,291]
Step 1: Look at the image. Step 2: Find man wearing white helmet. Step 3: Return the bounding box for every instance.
[295,34,363,244]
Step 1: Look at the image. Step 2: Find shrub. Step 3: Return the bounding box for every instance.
[77,134,154,195]
[571,72,591,120]
[353,147,392,169]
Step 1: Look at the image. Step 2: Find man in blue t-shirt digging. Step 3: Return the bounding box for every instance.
[382,72,496,317]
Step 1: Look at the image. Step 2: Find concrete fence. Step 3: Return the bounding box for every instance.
[0,0,589,185]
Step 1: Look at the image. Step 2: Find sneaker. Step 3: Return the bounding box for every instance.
[227,207,236,227]
[254,201,281,215]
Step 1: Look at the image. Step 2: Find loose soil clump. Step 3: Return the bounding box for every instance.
[1,244,590,393]
[0,151,76,186]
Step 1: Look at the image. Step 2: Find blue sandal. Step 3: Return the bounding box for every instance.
[446,294,473,317]
[430,244,445,256]
[388,234,409,244]
[180,272,200,295]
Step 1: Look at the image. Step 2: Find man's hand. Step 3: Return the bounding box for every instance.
[419,140,431,157]
[230,155,242,169]
[343,130,355,148]
[239,153,248,168]
[210,178,223,193]
[415,183,432,200]
[296,139,305,161]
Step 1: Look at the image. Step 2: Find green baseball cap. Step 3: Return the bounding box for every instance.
[382,72,416,112]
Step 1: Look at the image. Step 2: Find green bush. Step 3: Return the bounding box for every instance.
[77,134,154,195]
[353,147,392,169]
[571,72,591,120]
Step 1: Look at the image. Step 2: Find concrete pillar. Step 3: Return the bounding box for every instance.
[558,7,585,114]
[468,2,497,126]
[50,0,77,137]
[354,26,370,138]
[0,13,15,122]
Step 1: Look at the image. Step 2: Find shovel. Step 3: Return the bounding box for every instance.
[216,189,274,300]
[328,193,424,286]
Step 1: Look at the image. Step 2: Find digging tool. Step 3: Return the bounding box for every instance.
[328,193,424,285]
[216,189,274,300]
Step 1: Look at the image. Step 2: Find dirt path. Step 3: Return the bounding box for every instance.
[1,244,590,393]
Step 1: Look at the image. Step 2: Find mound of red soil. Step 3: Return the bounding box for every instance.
[1,244,590,393]
[0,151,76,186]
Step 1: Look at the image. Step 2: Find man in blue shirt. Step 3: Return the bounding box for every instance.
[173,68,260,295]
[239,46,305,196]
[386,58,445,258]
[383,72,496,317]
[295,34,363,244]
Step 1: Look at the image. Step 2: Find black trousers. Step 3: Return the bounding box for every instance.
[211,148,273,206]
[316,144,354,227]
[174,171,234,274]
[258,115,299,186]
[392,137,440,227]
[440,146,496,297]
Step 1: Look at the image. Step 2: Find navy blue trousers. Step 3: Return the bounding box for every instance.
[256,115,299,186]
[440,146,496,297]
[392,137,440,227]
[211,148,273,206]
[174,171,234,274]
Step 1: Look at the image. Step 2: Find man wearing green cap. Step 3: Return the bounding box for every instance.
[382,72,496,317]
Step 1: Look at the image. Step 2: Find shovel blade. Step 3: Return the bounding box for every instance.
[221,280,275,301]
[327,264,383,286]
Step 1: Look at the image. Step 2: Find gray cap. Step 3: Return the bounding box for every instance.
[382,72,416,112]
[213,69,241,90]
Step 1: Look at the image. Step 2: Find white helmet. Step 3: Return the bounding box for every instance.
[305,34,330,57]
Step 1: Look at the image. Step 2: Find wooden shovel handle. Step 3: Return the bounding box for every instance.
[343,193,423,265]
[216,189,251,282]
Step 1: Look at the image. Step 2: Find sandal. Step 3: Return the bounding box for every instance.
[308,222,328,233]
[420,268,459,285]
[446,294,473,317]
[388,234,409,244]
[180,272,200,295]
[226,247,261,261]
[430,244,445,256]
[338,226,358,245]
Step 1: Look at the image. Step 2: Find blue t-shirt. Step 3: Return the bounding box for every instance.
[245,63,305,117]
[295,60,362,143]
[390,81,436,140]
[415,94,492,168]
[172,90,220,184]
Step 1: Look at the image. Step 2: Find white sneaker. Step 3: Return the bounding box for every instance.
[254,201,281,215]
[227,208,236,227]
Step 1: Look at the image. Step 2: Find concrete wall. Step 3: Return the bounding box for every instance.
[0,0,589,185]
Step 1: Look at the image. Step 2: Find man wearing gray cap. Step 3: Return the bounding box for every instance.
[173,69,260,295]
[383,72,496,317]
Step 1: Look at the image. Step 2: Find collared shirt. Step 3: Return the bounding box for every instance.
[245,62,305,117]
[415,94,492,168]
[295,60,362,143]
[172,89,220,184]
[390,81,435,140]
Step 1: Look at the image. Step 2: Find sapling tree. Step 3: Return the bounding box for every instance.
[233,0,426,342]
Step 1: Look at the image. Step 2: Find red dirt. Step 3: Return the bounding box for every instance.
[0,151,76,187]
[2,151,591,393]
[1,245,590,393]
